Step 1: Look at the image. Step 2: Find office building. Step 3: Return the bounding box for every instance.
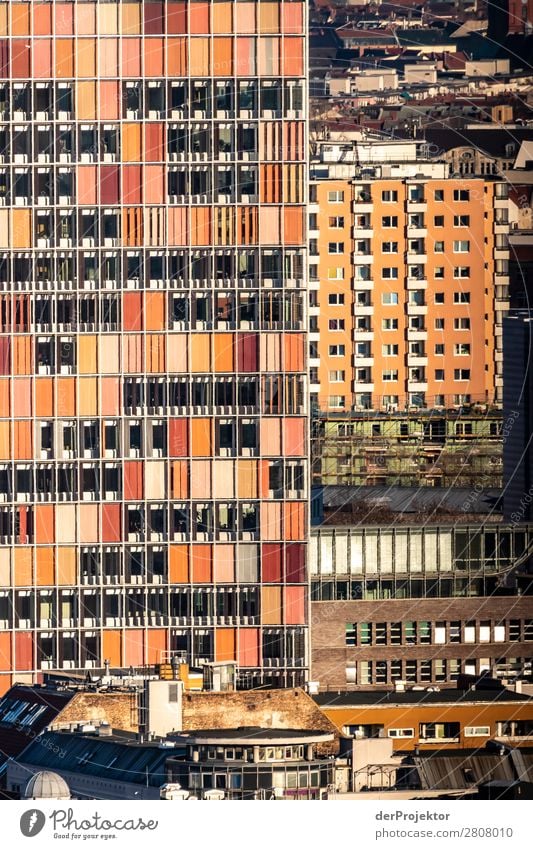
[308,139,509,414]
[311,523,533,690]
[0,0,308,693]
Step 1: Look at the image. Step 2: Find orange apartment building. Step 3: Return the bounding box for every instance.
[309,140,510,414]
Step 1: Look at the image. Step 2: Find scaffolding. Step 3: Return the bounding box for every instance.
[312,407,503,488]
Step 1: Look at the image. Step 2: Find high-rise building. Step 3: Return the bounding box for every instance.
[308,139,510,415]
[0,0,308,693]
[503,311,533,523]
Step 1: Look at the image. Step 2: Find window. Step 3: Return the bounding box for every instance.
[382,318,398,330]
[329,370,345,382]
[435,369,445,381]
[374,623,387,645]
[435,292,444,304]
[382,216,398,228]
[382,292,399,305]
[388,728,414,738]
[328,190,344,203]
[382,370,398,382]
[435,318,445,330]
[329,345,345,356]
[435,267,445,279]
[328,319,345,331]
[329,216,344,228]
[454,343,470,355]
[435,344,445,355]
[328,267,344,280]
[328,395,345,409]
[346,623,356,646]
[454,292,470,303]
[454,369,471,380]
[382,242,398,253]
[328,242,344,254]
[434,189,444,201]
[434,241,444,253]
[420,722,460,740]
[382,190,398,202]
[328,293,344,305]
[382,268,398,279]
[382,344,398,356]
[454,215,470,227]
[454,189,470,201]
[454,241,470,253]
[454,267,470,278]
[454,317,470,329]
[434,215,444,227]
[360,623,372,645]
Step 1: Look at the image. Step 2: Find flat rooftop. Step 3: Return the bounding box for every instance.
[314,688,533,708]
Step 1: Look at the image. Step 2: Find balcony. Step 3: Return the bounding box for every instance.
[352,252,373,264]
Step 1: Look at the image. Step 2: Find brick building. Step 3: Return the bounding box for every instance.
[310,524,533,690]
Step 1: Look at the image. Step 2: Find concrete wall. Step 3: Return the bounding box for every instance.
[52,692,139,732]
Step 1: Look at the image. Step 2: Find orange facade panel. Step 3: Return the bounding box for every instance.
[36,547,54,587]
[13,377,31,417]
[121,36,141,76]
[14,547,32,587]
[76,37,97,77]
[238,629,260,667]
[144,37,164,76]
[102,630,122,667]
[0,421,9,459]
[192,544,212,583]
[215,628,236,662]
[145,291,165,330]
[56,547,76,585]
[169,545,189,583]
[190,334,211,372]
[284,586,305,624]
[146,629,167,665]
[170,460,188,499]
[189,36,210,76]
[0,632,11,672]
[190,459,211,498]
[213,544,234,582]
[78,377,97,416]
[35,377,53,417]
[35,505,55,545]
[283,417,305,456]
[169,419,188,457]
[124,461,143,501]
[56,38,74,77]
[76,80,96,120]
[191,418,211,457]
[124,629,144,667]
[14,419,32,459]
[102,503,121,543]
[262,587,282,625]
[213,333,234,372]
[56,377,75,416]
[15,631,33,671]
